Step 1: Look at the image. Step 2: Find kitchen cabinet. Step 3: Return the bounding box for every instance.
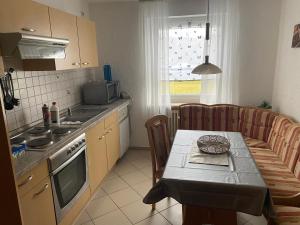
[77,16,99,68]
[86,120,108,193]
[17,161,49,197]
[105,123,120,170]
[19,177,56,225]
[86,111,120,193]
[49,8,81,70]
[0,0,51,36]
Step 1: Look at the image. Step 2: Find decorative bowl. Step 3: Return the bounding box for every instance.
[197,135,230,154]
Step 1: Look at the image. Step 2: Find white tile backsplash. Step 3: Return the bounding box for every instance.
[5,69,93,133]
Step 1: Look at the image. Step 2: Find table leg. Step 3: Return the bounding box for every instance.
[182,205,237,225]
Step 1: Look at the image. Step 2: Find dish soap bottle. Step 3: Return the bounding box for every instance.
[50,102,60,125]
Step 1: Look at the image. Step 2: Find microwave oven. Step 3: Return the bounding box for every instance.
[82,81,120,105]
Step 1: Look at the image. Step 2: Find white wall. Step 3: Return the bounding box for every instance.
[33,0,89,17]
[272,0,300,121]
[89,2,148,147]
[89,0,282,147]
[238,0,281,106]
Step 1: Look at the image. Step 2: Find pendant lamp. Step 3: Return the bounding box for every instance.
[192,0,222,75]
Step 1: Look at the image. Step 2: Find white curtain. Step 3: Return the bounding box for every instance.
[139,0,171,117]
[201,0,240,104]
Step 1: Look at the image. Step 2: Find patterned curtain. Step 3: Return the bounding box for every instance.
[168,16,206,81]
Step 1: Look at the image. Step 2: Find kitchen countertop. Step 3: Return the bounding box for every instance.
[14,99,131,178]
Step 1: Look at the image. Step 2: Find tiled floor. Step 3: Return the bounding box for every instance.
[73,149,267,225]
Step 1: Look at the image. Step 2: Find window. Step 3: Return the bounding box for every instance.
[168,15,216,103]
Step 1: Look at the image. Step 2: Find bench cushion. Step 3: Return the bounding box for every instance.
[250,147,300,197]
[239,107,278,142]
[273,205,300,225]
[244,137,270,148]
[179,104,209,130]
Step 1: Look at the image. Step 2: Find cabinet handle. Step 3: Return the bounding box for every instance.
[72,62,80,66]
[82,62,89,65]
[99,135,105,140]
[21,27,36,32]
[33,183,49,197]
[18,175,33,187]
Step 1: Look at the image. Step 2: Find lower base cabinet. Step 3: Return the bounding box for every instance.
[20,177,56,225]
[86,120,108,193]
[106,124,120,170]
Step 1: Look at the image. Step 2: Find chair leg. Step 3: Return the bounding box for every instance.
[152,176,156,211]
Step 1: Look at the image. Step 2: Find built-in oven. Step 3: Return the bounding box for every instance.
[48,133,88,223]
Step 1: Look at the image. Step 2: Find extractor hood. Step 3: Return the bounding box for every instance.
[0,33,69,71]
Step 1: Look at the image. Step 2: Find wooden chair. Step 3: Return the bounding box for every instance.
[145,115,171,210]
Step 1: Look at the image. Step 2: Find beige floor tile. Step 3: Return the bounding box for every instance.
[160,204,182,225]
[132,180,153,197]
[238,212,253,225]
[121,200,158,224]
[73,211,91,225]
[92,188,107,200]
[102,170,118,182]
[155,198,178,212]
[136,214,171,225]
[131,158,152,169]
[109,187,141,207]
[101,177,129,194]
[245,215,267,225]
[86,196,118,219]
[124,149,151,162]
[121,171,150,186]
[93,209,131,225]
[113,160,137,176]
[140,165,153,178]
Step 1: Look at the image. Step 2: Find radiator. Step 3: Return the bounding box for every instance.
[169,108,179,140]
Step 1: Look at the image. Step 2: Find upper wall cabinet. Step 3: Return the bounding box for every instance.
[77,17,99,68]
[0,0,51,36]
[49,8,81,70]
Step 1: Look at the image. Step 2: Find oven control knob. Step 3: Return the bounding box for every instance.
[74,143,79,148]
[82,138,86,143]
[71,146,76,151]
[67,149,72,154]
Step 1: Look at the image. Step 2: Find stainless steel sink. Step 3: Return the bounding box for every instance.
[63,107,108,123]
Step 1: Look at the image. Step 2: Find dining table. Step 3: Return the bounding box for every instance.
[143,130,274,225]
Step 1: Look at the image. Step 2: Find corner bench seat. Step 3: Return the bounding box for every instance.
[179,104,300,224]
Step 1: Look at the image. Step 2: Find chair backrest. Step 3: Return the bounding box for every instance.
[145,115,171,175]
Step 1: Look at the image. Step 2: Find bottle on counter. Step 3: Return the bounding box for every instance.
[42,104,50,127]
[50,102,60,125]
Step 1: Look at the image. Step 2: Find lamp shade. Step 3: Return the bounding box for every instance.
[192,56,222,75]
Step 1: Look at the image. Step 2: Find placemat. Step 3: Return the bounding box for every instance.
[189,143,229,166]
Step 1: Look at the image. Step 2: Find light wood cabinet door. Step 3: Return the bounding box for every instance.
[20,177,56,225]
[105,124,120,170]
[77,16,99,68]
[0,0,51,36]
[49,8,81,70]
[86,121,108,193]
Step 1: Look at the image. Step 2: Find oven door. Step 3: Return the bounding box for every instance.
[50,146,89,223]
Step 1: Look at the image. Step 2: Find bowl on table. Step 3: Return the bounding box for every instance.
[197,135,230,154]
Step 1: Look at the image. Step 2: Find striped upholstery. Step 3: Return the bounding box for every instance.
[179,104,240,131]
[268,116,294,155]
[179,104,209,130]
[273,205,300,225]
[239,107,278,142]
[251,147,300,197]
[244,137,270,148]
